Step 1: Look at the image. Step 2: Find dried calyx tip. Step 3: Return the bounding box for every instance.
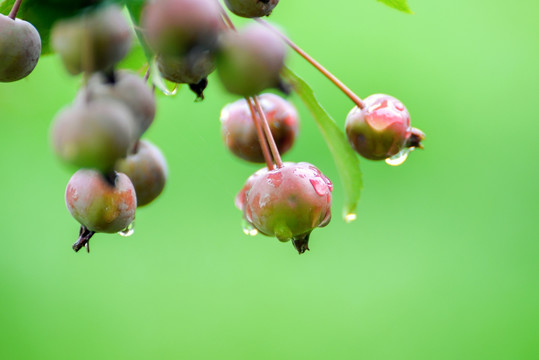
[72,226,95,253]
[292,233,311,254]
[406,127,426,149]
[189,78,208,101]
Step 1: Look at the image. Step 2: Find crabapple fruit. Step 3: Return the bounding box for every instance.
[157,49,215,85]
[65,169,137,234]
[224,0,280,18]
[51,99,136,172]
[217,23,286,96]
[0,14,41,82]
[221,93,298,163]
[51,5,132,75]
[142,0,221,56]
[115,140,168,207]
[244,162,333,253]
[76,70,156,139]
[345,94,412,160]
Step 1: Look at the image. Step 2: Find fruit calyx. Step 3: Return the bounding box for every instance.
[72,225,95,253]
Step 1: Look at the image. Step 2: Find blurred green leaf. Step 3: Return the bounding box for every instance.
[0,0,124,54]
[283,67,363,219]
[125,0,153,61]
[377,0,413,14]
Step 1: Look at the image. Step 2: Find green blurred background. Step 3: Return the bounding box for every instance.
[1,0,538,359]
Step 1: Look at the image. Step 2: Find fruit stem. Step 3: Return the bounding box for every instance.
[219,3,282,170]
[73,226,95,253]
[8,0,23,20]
[219,3,237,31]
[253,96,284,168]
[256,19,366,110]
[406,127,425,149]
[144,66,150,83]
[247,98,274,170]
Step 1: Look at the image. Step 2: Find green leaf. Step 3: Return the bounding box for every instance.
[283,67,363,220]
[125,0,153,62]
[0,0,125,54]
[377,0,413,14]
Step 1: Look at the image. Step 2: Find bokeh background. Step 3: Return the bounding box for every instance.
[1,0,538,359]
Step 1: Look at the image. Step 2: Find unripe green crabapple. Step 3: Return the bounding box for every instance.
[224,0,280,18]
[115,140,168,207]
[51,99,136,172]
[51,5,132,75]
[0,14,41,82]
[217,23,286,96]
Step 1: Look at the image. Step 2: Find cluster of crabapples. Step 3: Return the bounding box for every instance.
[1,0,424,254]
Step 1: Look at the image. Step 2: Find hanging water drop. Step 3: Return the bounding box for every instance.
[385,148,412,166]
[242,219,258,236]
[118,221,135,237]
[344,213,357,223]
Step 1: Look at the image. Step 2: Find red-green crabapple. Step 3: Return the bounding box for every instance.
[345,94,420,161]
[243,162,333,254]
[221,93,298,163]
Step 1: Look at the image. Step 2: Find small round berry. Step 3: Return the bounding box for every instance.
[51,99,136,172]
[157,48,215,85]
[224,0,280,18]
[0,14,41,82]
[115,140,168,207]
[217,23,286,96]
[221,93,298,163]
[51,5,132,75]
[65,169,137,233]
[76,70,156,139]
[345,94,411,160]
[142,0,221,56]
[244,162,333,253]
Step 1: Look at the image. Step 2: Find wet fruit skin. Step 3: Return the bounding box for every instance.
[217,23,286,96]
[115,140,168,207]
[51,5,132,75]
[0,14,41,82]
[224,0,280,18]
[235,162,295,211]
[51,99,136,172]
[142,0,221,56]
[65,170,137,233]
[244,162,333,252]
[221,93,299,163]
[345,94,411,160]
[76,70,156,139]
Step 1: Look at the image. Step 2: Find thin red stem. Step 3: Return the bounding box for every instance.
[256,19,366,110]
[219,4,236,31]
[253,96,283,168]
[143,66,150,83]
[219,2,281,170]
[9,0,23,20]
[247,98,274,171]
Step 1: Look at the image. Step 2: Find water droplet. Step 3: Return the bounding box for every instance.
[385,148,411,166]
[150,57,178,96]
[310,178,329,196]
[241,219,258,236]
[118,221,135,237]
[345,213,357,223]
